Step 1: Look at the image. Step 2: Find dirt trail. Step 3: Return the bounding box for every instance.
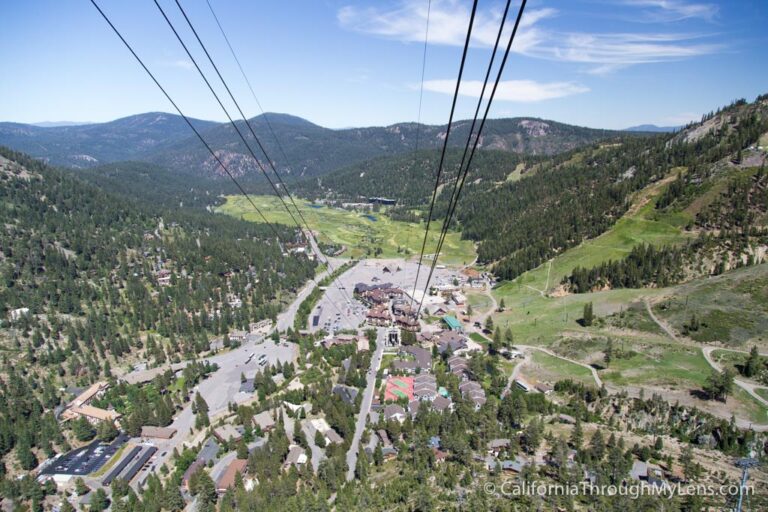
[645,299,768,422]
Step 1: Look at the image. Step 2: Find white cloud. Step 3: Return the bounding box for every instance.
[159,59,194,71]
[422,79,589,102]
[337,0,552,53]
[624,1,718,22]
[529,31,722,74]
[338,0,722,74]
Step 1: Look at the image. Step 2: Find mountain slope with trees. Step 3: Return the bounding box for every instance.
[0,112,623,180]
[0,113,217,168]
[0,146,315,478]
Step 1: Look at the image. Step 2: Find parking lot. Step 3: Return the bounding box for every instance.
[40,433,128,477]
[310,258,457,334]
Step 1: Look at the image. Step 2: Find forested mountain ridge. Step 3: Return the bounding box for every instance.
[293,148,532,207]
[564,136,768,293]
[135,114,626,180]
[0,112,623,180]
[0,147,315,476]
[0,113,217,168]
[460,95,768,281]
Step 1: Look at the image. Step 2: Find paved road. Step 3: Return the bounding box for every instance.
[345,328,385,481]
[276,264,333,332]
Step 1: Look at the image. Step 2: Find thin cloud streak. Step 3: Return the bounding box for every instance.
[422,79,589,102]
[338,0,723,74]
[624,0,718,22]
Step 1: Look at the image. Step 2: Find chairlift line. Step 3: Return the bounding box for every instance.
[411,0,479,310]
[416,0,529,319]
[168,0,355,305]
[417,0,516,315]
[89,0,354,329]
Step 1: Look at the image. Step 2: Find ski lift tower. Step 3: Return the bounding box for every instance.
[735,457,758,512]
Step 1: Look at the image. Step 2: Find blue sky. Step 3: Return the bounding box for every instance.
[1,0,766,129]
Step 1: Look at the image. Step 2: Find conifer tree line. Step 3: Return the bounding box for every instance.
[460,99,767,281]
[0,146,318,481]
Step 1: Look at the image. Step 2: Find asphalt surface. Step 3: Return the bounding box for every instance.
[312,258,457,335]
[345,328,386,481]
[40,434,128,476]
[137,338,298,475]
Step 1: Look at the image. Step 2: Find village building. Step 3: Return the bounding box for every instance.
[228,330,247,343]
[198,438,220,464]
[252,410,277,432]
[514,377,534,393]
[216,459,247,494]
[459,380,487,410]
[487,438,511,456]
[284,445,308,470]
[366,305,391,326]
[394,315,420,332]
[413,374,438,401]
[431,395,453,413]
[182,459,205,491]
[60,382,121,425]
[140,426,177,439]
[447,355,469,378]
[437,331,468,354]
[333,384,359,405]
[384,404,407,423]
[308,418,344,445]
[322,334,360,349]
[441,315,463,332]
[213,424,243,444]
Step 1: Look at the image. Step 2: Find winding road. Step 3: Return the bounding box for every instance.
[645,299,768,423]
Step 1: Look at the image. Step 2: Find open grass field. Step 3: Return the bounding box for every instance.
[528,351,594,386]
[483,173,768,424]
[651,264,768,348]
[601,341,712,388]
[733,387,768,424]
[217,195,476,264]
[466,291,494,315]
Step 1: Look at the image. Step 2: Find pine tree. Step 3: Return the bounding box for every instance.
[744,345,760,377]
[570,418,583,448]
[604,339,613,367]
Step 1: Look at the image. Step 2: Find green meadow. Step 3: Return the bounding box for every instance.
[217,195,476,264]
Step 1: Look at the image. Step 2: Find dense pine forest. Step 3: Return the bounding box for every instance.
[295,148,530,207]
[0,147,316,486]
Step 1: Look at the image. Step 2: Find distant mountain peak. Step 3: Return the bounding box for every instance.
[623,124,680,133]
[249,112,319,128]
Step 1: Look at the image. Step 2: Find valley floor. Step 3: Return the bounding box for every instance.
[216,195,476,264]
